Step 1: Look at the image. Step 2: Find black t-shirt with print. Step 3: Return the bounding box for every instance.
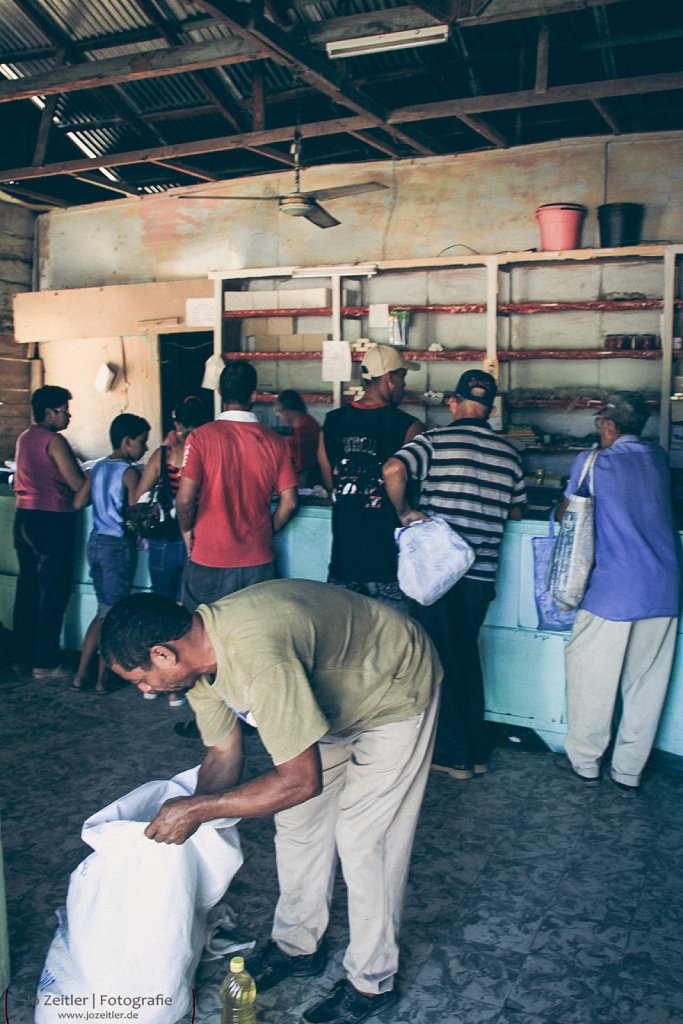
[323,402,417,582]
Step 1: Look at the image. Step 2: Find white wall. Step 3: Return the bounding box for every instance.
[38,334,162,460]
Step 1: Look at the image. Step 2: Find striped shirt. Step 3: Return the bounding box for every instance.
[394,418,526,583]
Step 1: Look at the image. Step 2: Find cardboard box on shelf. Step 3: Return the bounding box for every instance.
[226,288,331,312]
[278,288,331,308]
[224,290,279,311]
[269,316,294,334]
[244,335,279,352]
[279,333,330,352]
[242,316,294,336]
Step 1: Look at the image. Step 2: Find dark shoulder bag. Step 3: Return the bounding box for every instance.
[124,446,178,540]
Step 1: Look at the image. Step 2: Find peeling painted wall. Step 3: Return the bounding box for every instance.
[18,130,683,461]
[37,133,683,290]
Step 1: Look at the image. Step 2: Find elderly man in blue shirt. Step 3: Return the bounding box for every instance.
[555,391,680,795]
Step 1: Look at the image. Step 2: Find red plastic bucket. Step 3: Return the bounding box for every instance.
[535,203,586,251]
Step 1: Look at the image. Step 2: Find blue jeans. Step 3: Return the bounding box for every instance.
[148,538,187,603]
[87,533,137,618]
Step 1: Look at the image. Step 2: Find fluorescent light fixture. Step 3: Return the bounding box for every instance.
[326,25,449,59]
[292,263,378,279]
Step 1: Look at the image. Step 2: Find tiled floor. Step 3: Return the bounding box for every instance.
[2,665,683,1024]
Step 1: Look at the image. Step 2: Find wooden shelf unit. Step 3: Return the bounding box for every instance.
[223,299,682,320]
[211,244,683,447]
[225,348,663,363]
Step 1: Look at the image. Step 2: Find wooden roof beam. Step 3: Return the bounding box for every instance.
[150,160,220,182]
[453,0,627,28]
[592,4,618,81]
[244,145,297,167]
[535,18,549,93]
[32,91,60,167]
[0,117,377,181]
[131,0,250,137]
[9,2,168,170]
[0,183,69,207]
[447,22,506,148]
[344,130,401,159]
[591,98,621,134]
[0,37,264,103]
[0,1,635,70]
[1,70,682,184]
[391,71,683,120]
[72,172,143,196]
[408,2,460,24]
[456,113,507,147]
[189,0,436,156]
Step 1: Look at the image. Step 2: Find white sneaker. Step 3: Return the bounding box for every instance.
[168,694,187,708]
[143,691,160,700]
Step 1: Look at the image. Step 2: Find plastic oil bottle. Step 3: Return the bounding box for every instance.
[220,955,257,1024]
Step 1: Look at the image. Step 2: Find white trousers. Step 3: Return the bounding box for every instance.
[271,687,440,994]
[564,611,678,786]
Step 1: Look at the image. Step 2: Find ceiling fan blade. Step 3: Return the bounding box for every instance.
[302,203,341,229]
[177,194,282,201]
[308,182,388,202]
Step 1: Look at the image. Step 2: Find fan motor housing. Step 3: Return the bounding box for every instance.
[279,195,315,217]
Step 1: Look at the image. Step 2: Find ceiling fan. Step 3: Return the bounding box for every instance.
[178,133,388,229]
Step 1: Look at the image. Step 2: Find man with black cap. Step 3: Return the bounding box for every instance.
[554,391,679,796]
[383,369,526,779]
[318,343,424,611]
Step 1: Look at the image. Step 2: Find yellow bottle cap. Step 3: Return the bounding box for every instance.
[230,956,245,973]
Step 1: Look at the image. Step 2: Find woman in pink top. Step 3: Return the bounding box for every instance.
[13,385,85,679]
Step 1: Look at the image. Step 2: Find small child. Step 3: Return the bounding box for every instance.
[72,413,150,693]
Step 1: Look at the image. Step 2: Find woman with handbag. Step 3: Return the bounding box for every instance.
[131,397,209,708]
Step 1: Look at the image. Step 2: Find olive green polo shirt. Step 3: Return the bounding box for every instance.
[187,579,442,765]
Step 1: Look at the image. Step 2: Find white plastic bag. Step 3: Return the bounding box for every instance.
[36,767,243,1024]
[395,515,475,606]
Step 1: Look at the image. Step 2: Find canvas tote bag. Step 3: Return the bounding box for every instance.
[532,510,578,631]
[546,447,599,611]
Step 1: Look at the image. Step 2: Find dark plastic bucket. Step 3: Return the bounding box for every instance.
[597,203,644,247]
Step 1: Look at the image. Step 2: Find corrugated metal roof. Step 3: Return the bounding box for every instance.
[0,0,680,207]
[39,0,149,42]
[0,0,50,49]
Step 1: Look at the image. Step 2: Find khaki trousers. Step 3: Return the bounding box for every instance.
[271,687,440,994]
[565,611,678,786]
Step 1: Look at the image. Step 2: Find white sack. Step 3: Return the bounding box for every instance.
[36,767,242,1024]
[396,515,475,606]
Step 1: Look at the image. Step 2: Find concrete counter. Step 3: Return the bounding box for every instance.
[1,492,681,760]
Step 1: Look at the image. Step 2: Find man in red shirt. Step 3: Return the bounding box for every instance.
[274,389,321,488]
[176,362,298,612]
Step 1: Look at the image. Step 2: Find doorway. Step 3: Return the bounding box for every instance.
[159,331,215,436]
